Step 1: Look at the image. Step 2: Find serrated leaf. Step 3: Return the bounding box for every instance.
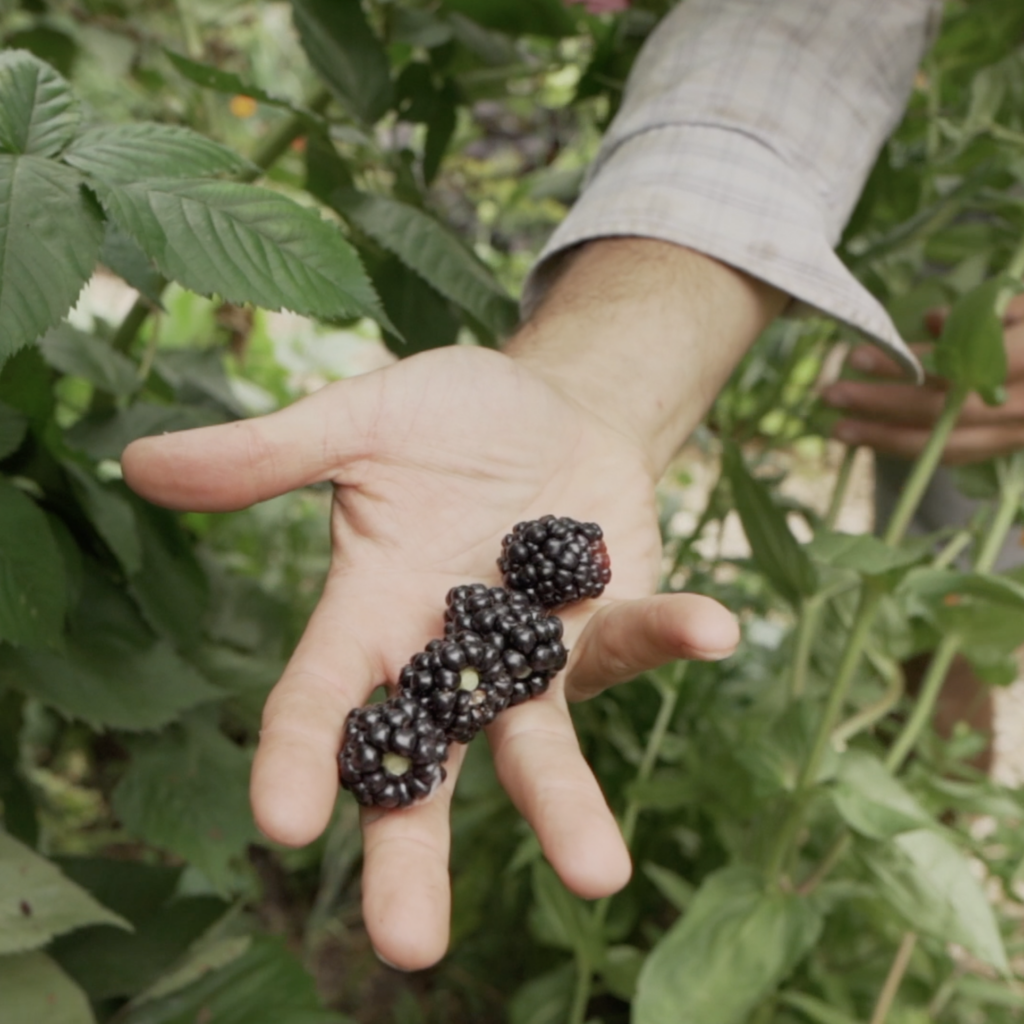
[370,253,460,354]
[63,123,255,185]
[0,155,103,362]
[154,347,247,418]
[0,50,79,156]
[722,442,818,606]
[64,402,226,461]
[39,323,139,396]
[62,462,142,574]
[291,0,392,125]
[0,831,129,954]
[122,934,347,1024]
[0,477,67,648]
[330,189,518,337]
[861,829,1008,973]
[831,749,934,839]
[0,399,27,459]
[934,278,1008,399]
[99,224,166,305]
[808,532,928,580]
[92,177,390,329]
[0,570,221,731]
[634,866,823,1024]
[112,718,258,894]
[0,951,96,1024]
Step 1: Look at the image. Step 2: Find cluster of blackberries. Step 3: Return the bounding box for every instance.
[338,517,610,810]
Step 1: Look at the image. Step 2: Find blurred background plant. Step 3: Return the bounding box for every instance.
[2,1,1024,1022]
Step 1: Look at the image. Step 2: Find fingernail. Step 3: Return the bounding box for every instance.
[849,349,876,372]
[834,423,861,444]
[822,385,849,408]
[374,949,407,972]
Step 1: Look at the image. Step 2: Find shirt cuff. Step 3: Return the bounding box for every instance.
[522,124,923,382]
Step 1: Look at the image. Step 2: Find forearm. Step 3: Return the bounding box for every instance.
[506,238,787,476]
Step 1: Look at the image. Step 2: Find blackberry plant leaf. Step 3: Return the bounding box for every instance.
[634,866,823,1024]
[0,832,128,955]
[291,0,392,125]
[39,324,139,397]
[91,177,392,330]
[0,50,79,157]
[63,123,256,185]
[0,156,103,363]
[0,952,95,1024]
[62,462,143,576]
[0,478,67,649]
[935,277,1010,402]
[0,401,28,461]
[112,718,259,895]
[330,189,519,338]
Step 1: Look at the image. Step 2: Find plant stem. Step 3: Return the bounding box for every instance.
[568,666,685,1024]
[825,445,857,531]
[766,585,884,881]
[932,529,972,570]
[789,597,819,700]
[869,932,917,1024]
[797,832,851,896]
[882,384,969,547]
[831,648,904,752]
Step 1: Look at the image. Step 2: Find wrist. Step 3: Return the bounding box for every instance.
[506,238,787,475]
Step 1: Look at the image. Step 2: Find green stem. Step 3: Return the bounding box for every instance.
[789,597,820,699]
[882,384,969,547]
[869,932,918,1024]
[932,529,972,570]
[797,832,851,896]
[831,648,905,752]
[568,667,685,1024]
[824,445,857,531]
[766,586,884,881]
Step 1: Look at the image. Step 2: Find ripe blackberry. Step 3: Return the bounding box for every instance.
[338,696,449,809]
[498,516,611,609]
[441,585,568,709]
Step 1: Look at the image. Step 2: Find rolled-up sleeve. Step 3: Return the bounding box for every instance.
[523,0,942,379]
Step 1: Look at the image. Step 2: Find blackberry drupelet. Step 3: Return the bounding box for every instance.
[498,515,611,609]
[338,696,449,809]
[441,584,568,710]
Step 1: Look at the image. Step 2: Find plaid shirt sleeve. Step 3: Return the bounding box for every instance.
[522,0,943,379]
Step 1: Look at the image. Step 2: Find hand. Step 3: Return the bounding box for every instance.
[122,344,740,969]
[822,294,1024,464]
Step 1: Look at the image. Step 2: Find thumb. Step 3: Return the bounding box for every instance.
[121,373,381,512]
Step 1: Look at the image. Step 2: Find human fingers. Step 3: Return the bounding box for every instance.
[121,373,381,512]
[360,744,466,971]
[821,381,949,428]
[488,694,632,900]
[833,419,1024,464]
[563,593,739,702]
[844,342,941,382]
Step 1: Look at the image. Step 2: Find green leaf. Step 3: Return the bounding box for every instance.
[508,964,575,1024]
[0,831,128,954]
[112,718,259,893]
[807,532,928,581]
[50,896,227,1001]
[154,348,247,418]
[721,442,818,605]
[369,253,460,354]
[831,749,934,839]
[641,862,695,912]
[120,933,345,1024]
[0,570,221,731]
[902,568,1024,612]
[861,829,1008,973]
[954,975,1024,1010]
[53,857,182,924]
[0,951,95,1024]
[64,123,255,185]
[0,50,79,157]
[330,189,518,337]
[39,323,139,396]
[0,400,28,460]
[601,945,645,1002]
[934,278,1008,400]
[291,0,393,125]
[0,478,67,649]
[0,156,104,362]
[62,462,142,575]
[99,225,165,305]
[777,991,861,1024]
[529,861,603,962]
[92,177,390,329]
[634,866,823,1024]
[164,51,321,123]
[441,0,576,38]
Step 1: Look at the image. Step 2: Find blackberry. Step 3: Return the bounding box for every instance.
[441,585,568,709]
[498,516,611,609]
[338,696,449,809]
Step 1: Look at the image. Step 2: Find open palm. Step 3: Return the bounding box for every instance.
[122,345,738,968]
